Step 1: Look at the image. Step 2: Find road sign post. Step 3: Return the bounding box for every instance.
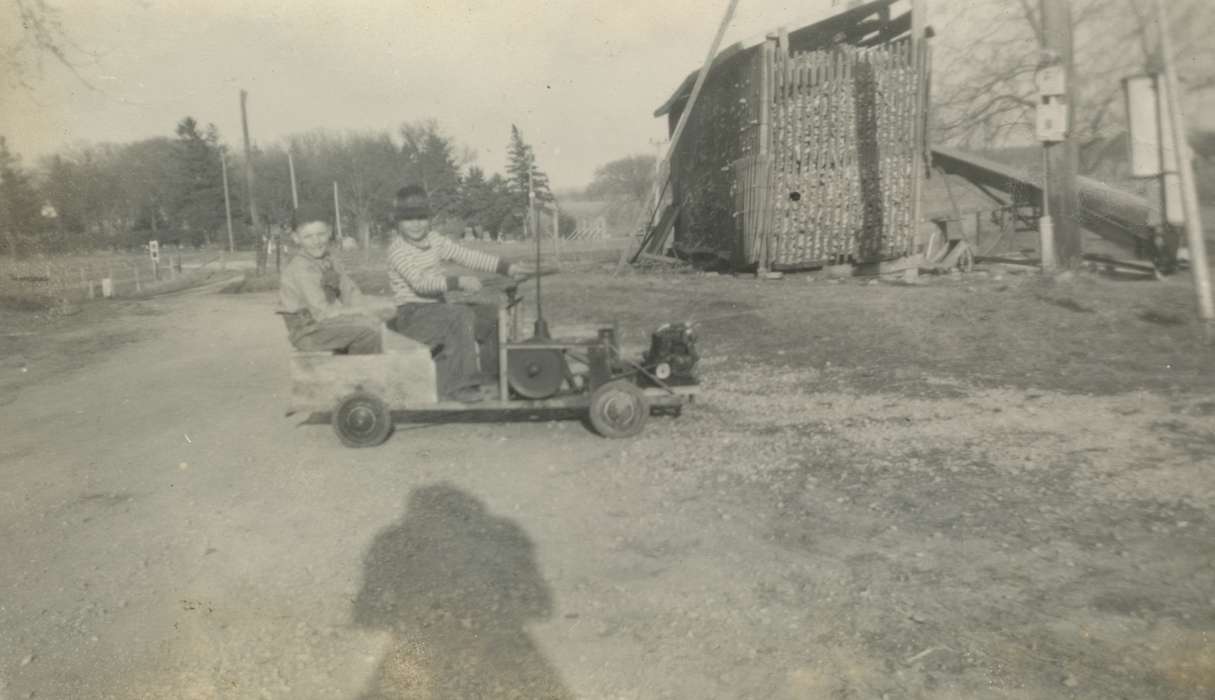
[149,240,160,281]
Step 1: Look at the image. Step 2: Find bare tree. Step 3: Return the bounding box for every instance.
[336,131,402,249]
[3,0,93,89]
[586,155,657,204]
[400,119,472,218]
[931,0,1215,154]
[286,130,407,248]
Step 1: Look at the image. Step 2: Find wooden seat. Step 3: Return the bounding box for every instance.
[287,324,439,413]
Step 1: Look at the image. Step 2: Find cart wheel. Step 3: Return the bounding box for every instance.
[589,381,649,439]
[333,391,392,448]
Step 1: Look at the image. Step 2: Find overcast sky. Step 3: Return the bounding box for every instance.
[1,0,849,188]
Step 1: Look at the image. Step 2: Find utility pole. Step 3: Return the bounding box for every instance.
[220,149,235,253]
[1039,0,1081,268]
[1154,0,1214,325]
[239,90,261,231]
[333,181,343,241]
[287,150,300,211]
[911,0,927,72]
[240,90,265,273]
[284,150,299,271]
[551,204,560,266]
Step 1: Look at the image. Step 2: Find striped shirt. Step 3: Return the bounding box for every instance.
[387,232,509,304]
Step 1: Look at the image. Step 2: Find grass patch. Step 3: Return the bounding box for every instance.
[521,267,1215,396]
[1139,310,1187,326]
[1039,295,1096,313]
[0,291,59,312]
[125,270,219,298]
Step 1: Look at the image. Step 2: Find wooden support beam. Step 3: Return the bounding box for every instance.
[1153,0,1214,323]
[616,0,739,273]
[852,253,927,276]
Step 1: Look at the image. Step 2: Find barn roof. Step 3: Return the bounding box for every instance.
[653,0,909,118]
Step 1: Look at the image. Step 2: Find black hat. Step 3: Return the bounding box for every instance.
[393,185,432,222]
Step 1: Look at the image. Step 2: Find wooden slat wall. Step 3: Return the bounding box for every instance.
[764,38,922,268]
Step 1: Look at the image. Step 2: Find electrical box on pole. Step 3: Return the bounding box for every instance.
[1035,64,1067,143]
[1037,0,1082,269]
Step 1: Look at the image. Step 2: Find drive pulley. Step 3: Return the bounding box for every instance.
[507,342,566,399]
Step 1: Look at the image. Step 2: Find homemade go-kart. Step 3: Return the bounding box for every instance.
[287,266,700,447]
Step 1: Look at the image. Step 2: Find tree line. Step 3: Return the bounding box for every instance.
[0,118,572,257]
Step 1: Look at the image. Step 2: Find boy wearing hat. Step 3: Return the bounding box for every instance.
[279,221,384,354]
[386,185,534,403]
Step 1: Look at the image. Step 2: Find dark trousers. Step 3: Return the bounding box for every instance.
[289,316,383,354]
[392,303,498,399]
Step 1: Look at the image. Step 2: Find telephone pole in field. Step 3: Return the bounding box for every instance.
[1153,0,1214,325]
[220,149,234,253]
[1039,0,1081,268]
[240,90,265,273]
[239,90,260,230]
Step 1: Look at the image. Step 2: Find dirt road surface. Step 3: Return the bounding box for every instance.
[2,269,1214,699]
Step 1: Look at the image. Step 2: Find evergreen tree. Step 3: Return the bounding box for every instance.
[41,154,84,235]
[119,137,178,237]
[505,125,531,197]
[171,117,225,245]
[400,120,462,219]
[505,124,553,222]
[483,173,522,240]
[0,137,43,256]
[458,166,490,229]
[42,145,109,246]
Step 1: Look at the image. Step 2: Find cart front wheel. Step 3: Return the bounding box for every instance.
[589,381,649,439]
[333,391,392,448]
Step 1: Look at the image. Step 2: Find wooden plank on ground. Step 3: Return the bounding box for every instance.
[638,204,680,258]
[852,253,926,276]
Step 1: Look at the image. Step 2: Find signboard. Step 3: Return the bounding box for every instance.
[149,240,160,261]
[1123,74,1178,177]
[1035,101,1068,142]
[1035,65,1066,97]
[1123,74,1184,225]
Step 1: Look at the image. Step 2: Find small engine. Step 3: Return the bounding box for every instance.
[642,322,699,386]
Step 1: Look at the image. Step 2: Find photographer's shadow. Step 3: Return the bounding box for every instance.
[353,483,572,699]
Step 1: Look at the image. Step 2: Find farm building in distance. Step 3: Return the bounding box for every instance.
[652,0,928,270]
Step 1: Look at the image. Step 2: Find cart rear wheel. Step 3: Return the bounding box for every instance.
[589,381,649,439]
[333,391,392,448]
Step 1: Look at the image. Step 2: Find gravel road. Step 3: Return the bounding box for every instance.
[2,276,1212,699]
